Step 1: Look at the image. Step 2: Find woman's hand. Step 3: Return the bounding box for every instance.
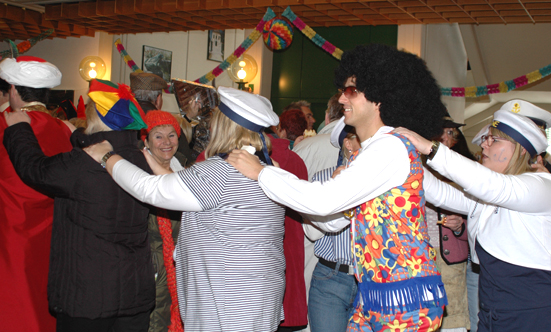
[83,140,114,163]
[332,166,346,178]
[4,109,31,126]
[227,149,264,181]
[442,214,464,233]
[143,147,172,175]
[393,127,433,155]
[294,135,305,146]
[531,155,550,174]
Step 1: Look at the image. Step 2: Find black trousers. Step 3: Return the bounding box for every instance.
[476,241,551,332]
[56,311,150,332]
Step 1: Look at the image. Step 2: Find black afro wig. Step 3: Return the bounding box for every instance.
[335,44,446,139]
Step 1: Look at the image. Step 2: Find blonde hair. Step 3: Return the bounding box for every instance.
[84,101,111,134]
[205,108,272,159]
[491,127,535,175]
[173,113,192,144]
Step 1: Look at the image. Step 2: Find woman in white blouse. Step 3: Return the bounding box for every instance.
[394,102,551,332]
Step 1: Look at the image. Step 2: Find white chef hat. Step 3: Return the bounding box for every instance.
[0,56,62,88]
[217,86,279,165]
[491,110,548,157]
[499,99,551,129]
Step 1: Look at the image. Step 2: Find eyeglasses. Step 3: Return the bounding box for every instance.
[480,134,509,146]
[339,86,358,98]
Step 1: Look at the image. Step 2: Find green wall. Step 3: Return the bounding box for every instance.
[271,25,398,129]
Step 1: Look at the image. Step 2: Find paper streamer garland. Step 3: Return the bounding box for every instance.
[113,6,550,98]
[114,39,143,73]
[0,29,54,60]
[194,8,275,84]
[282,7,343,60]
[442,63,551,98]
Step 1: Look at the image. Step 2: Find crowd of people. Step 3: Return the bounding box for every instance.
[1,44,550,332]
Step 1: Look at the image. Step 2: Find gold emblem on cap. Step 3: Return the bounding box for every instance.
[511,102,521,113]
[491,120,500,128]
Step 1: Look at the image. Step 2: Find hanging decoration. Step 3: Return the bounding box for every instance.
[282,7,343,60]
[263,17,293,51]
[441,63,551,97]
[0,29,54,60]
[114,38,143,73]
[194,8,275,84]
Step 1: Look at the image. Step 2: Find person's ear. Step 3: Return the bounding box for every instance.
[144,138,150,149]
[343,138,353,152]
[154,94,163,109]
[520,147,527,156]
[9,85,17,99]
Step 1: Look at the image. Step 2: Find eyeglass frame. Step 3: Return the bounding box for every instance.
[479,134,510,147]
[338,86,358,99]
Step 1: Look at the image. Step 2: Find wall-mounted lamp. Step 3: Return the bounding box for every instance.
[79,56,106,81]
[227,54,258,91]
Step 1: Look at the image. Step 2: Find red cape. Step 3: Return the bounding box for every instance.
[0,109,72,332]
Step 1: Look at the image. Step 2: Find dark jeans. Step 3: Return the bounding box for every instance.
[56,311,150,332]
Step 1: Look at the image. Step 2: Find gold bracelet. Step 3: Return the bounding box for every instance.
[427,140,440,160]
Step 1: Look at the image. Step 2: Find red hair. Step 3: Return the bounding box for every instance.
[279,109,307,140]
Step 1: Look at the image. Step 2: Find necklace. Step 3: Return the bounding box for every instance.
[470,200,499,218]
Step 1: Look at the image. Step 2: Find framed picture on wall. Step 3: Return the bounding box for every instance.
[207,30,225,62]
[142,45,173,82]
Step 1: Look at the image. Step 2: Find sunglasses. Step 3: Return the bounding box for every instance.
[339,86,358,98]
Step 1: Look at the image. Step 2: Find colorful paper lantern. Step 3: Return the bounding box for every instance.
[263,18,293,51]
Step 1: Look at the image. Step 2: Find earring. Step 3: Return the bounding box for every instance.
[348,150,352,153]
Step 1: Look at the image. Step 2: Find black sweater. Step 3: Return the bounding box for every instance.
[4,124,155,319]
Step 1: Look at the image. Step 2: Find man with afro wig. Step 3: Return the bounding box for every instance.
[228,43,448,332]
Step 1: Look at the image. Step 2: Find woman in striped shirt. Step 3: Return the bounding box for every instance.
[85,87,286,332]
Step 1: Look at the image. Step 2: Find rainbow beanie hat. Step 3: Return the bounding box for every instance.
[88,78,146,130]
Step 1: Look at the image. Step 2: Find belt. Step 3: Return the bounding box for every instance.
[319,257,354,275]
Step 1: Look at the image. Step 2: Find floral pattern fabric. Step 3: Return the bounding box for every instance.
[348,304,444,332]
[349,133,446,326]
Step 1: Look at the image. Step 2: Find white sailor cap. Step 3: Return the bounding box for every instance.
[217,86,279,164]
[217,86,279,130]
[330,116,354,149]
[491,110,548,157]
[472,125,490,146]
[499,99,551,129]
[0,56,62,88]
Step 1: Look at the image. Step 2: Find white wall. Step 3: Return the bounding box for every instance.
[398,24,468,123]
[110,29,273,114]
[0,29,274,115]
[0,31,113,105]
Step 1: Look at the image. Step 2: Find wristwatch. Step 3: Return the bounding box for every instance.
[100,151,116,168]
[427,140,440,160]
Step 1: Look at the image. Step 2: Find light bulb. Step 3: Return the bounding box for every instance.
[239,60,246,67]
[90,62,96,68]
[89,69,97,79]
[237,68,247,80]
